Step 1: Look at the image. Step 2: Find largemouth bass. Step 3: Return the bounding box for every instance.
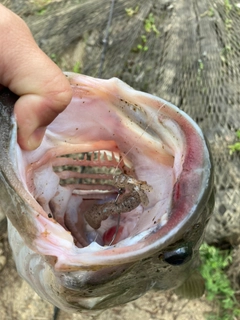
[0,73,214,313]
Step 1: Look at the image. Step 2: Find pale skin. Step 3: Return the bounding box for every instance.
[0,4,72,150]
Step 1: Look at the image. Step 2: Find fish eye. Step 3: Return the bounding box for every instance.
[163,246,192,266]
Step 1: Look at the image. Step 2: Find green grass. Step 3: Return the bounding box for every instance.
[132,13,159,53]
[135,35,148,52]
[224,0,232,13]
[224,0,233,29]
[228,130,240,154]
[125,6,139,17]
[200,243,240,320]
[208,7,215,17]
[144,13,159,35]
[36,8,47,15]
[72,61,81,73]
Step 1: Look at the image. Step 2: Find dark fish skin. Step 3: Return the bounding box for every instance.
[0,89,38,245]
[0,76,214,312]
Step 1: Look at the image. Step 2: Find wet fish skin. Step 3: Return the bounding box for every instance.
[0,74,214,312]
[0,90,38,245]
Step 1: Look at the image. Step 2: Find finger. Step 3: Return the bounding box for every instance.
[0,5,72,150]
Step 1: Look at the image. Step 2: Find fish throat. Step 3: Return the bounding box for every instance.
[54,150,152,246]
[27,145,153,248]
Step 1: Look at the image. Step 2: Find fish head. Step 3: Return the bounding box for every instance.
[0,73,214,312]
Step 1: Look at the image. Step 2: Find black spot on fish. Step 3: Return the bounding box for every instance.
[219,204,226,215]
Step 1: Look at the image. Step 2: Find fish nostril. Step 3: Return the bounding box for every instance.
[163,246,193,266]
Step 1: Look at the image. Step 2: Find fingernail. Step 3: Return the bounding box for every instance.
[27,127,46,150]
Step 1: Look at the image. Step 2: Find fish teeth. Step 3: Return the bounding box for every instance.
[160,213,168,226]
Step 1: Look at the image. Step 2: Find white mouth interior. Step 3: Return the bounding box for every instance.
[15,77,187,253]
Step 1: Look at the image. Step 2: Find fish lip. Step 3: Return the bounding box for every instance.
[9,73,213,269]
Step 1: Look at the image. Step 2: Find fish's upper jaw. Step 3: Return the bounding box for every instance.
[9,73,213,270]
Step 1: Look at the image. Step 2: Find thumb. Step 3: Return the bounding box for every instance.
[0,5,72,150]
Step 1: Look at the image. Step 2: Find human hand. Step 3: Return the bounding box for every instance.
[0,4,72,150]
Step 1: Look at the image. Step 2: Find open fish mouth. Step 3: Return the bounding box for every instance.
[51,151,153,244]
[4,73,213,272]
